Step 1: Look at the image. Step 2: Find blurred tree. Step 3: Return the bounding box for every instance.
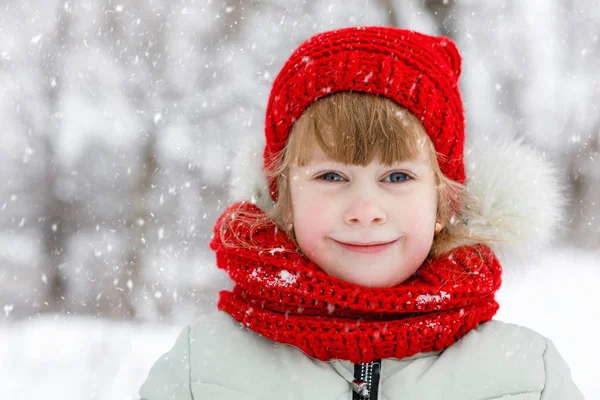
[39,1,74,313]
[424,0,455,35]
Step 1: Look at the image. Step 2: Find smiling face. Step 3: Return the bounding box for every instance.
[278,93,442,288]
[289,146,438,288]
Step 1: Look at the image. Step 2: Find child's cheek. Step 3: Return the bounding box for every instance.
[296,198,330,235]
[404,201,436,225]
[396,195,437,240]
[293,198,333,263]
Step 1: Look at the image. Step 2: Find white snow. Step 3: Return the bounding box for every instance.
[250,267,297,287]
[0,246,597,400]
[415,291,451,305]
[0,315,182,400]
[277,270,297,286]
[269,247,285,255]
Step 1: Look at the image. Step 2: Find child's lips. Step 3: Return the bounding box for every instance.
[334,239,398,254]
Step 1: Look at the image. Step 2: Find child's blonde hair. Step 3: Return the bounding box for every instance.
[222,92,486,259]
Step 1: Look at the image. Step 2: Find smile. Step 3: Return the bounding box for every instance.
[333,239,398,254]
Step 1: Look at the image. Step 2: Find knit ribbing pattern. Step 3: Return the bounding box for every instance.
[211,202,502,363]
[264,26,466,201]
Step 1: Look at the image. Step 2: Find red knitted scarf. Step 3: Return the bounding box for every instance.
[211,202,502,364]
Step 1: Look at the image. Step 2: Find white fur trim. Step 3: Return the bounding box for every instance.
[228,132,274,211]
[460,134,565,264]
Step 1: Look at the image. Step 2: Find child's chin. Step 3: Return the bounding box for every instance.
[338,271,408,288]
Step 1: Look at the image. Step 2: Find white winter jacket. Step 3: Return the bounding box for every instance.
[139,311,584,400]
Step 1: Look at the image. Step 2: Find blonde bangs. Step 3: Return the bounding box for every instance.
[287,92,431,167]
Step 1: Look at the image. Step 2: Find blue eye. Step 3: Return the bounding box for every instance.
[383,172,411,183]
[318,172,346,182]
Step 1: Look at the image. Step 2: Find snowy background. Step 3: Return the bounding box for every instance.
[0,0,598,399]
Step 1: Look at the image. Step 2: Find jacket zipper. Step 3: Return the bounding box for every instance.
[352,359,381,400]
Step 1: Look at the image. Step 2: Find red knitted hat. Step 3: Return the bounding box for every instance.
[264,26,465,200]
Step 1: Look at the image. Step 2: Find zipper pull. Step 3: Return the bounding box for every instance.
[352,379,370,397]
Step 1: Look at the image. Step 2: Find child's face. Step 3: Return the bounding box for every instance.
[289,145,438,288]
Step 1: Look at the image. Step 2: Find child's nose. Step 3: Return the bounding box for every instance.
[343,198,387,226]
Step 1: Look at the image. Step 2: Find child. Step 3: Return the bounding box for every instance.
[139,27,584,399]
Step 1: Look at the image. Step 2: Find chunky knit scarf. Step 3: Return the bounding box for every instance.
[211,202,502,364]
